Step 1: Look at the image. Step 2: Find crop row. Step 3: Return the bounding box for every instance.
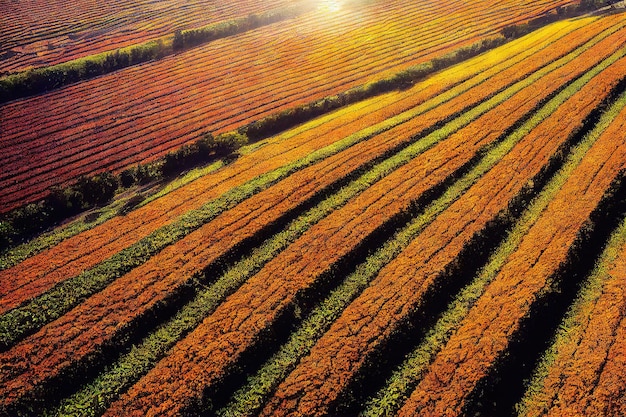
[1,19,587,411]
[98,32,626,416]
[0,0,298,73]
[1,13,596,323]
[517,100,626,417]
[398,59,626,417]
[363,82,626,417]
[216,45,626,417]
[0,0,575,211]
[257,44,626,417]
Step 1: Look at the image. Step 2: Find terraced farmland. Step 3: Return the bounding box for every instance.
[1,1,626,416]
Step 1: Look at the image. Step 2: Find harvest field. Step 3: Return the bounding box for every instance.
[1,0,626,416]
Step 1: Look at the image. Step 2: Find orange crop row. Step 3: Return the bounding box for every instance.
[260,48,626,416]
[0,0,297,73]
[0,12,586,315]
[94,26,614,414]
[0,0,574,212]
[586,303,626,417]
[519,107,626,417]
[398,59,626,417]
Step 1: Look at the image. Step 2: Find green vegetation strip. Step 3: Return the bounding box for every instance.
[362,80,626,417]
[0,20,577,348]
[216,49,626,417]
[37,27,607,416]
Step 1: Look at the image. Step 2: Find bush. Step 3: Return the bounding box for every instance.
[212,132,248,155]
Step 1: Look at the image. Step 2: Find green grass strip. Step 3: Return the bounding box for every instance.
[216,46,626,417]
[0,19,582,350]
[362,80,626,417]
[516,99,626,417]
[0,16,593,272]
[38,24,607,417]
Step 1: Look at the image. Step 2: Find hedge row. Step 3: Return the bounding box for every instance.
[0,132,248,250]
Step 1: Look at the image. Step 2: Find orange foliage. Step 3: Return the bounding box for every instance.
[97,20,623,415]
[522,107,626,417]
[587,309,626,416]
[260,37,626,417]
[398,58,626,417]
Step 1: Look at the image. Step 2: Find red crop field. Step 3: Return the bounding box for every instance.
[0,0,299,74]
[0,0,576,212]
[1,1,626,416]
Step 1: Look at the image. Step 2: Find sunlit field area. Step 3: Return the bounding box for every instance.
[1,0,625,415]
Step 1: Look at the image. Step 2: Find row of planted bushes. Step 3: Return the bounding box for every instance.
[0,41,170,104]
[239,36,507,141]
[172,6,306,51]
[0,5,307,104]
[0,132,248,250]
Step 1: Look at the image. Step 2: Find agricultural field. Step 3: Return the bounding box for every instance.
[0,0,577,212]
[0,0,301,74]
[1,0,626,416]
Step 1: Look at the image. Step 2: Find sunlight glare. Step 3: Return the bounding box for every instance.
[318,0,343,13]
